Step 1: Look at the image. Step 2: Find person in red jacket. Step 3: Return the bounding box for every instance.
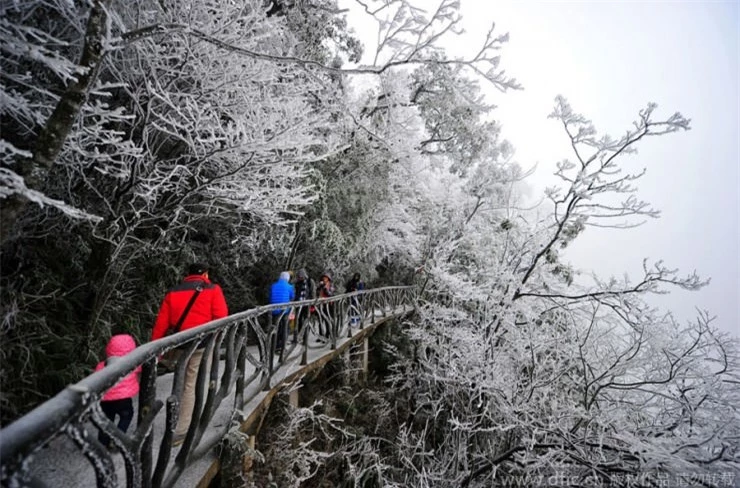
[152,263,228,444]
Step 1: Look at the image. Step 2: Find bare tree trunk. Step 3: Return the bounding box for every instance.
[0,0,111,242]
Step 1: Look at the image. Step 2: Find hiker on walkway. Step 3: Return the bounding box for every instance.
[317,272,336,298]
[316,272,335,338]
[269,271,295,352]
[345,272,365,325]
[151,263,228,445]
[345,272,365,293]
[294,268,315,341]
[94,334,141,449]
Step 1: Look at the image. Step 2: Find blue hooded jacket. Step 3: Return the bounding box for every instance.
[270,272,295,315]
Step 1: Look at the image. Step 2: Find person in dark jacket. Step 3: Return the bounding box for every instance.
[345,272,365,293]
[316,272,335,339]
[269,271,295,352]
[345,272,365,325]
[317,272,335,298]
[293,269,315,341]
[152,263,228,444]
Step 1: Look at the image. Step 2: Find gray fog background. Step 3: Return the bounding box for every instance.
[466,1,739,337]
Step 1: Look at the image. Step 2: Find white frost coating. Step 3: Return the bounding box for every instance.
[66,423,117,488]
[0,140,32,159]
[366,96,739,486]
[0,168,103,222]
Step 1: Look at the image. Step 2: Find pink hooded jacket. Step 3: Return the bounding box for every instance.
[95,334,142,401]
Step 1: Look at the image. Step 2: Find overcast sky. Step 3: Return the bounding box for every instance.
[344,1,739,337]
[461,1,739,337]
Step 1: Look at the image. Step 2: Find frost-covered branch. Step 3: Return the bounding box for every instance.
[1,0,112,239]
[517,97,690,291]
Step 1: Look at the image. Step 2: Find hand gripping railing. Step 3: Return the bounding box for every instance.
[0,286,415,488]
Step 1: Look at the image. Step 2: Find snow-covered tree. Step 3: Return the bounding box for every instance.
[383,99,740,487]
[0,0,355,419]
[0,0,520,422]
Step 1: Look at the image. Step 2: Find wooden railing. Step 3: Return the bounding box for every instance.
[0,286,415,488]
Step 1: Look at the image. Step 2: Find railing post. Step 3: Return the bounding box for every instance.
[235,327,247,408]
[264,315,274,391]
[346,298,352,339]
[277,312,285,364]
[301,313,309,366]
[330,301,337,350]
[296,305,311,366]
[291,307,296,346]
[358,293,365,330]
[139,358,157,488]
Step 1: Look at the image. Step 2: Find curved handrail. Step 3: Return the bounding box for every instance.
[0,286,415,488]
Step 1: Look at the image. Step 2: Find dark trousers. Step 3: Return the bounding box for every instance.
[98,397,134,447]
[274,313,288,350]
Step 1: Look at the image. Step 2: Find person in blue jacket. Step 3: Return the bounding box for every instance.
[270,271,295,352]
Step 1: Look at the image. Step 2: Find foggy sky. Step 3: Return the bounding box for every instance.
[472,1,739,337]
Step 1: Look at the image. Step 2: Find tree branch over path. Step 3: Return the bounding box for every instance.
[1,0,518,242]
[118,22,517,91]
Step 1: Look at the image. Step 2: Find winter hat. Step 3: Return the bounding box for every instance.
[279,271,291,281]
[105,334,137,358]
[297,269,308,280]
[188,263,209,276]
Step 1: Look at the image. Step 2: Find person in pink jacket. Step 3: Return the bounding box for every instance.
[94,334,141,448]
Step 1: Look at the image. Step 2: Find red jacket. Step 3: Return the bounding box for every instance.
[151,275,229,341]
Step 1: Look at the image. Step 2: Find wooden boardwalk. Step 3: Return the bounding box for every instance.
[25,308,410,488]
